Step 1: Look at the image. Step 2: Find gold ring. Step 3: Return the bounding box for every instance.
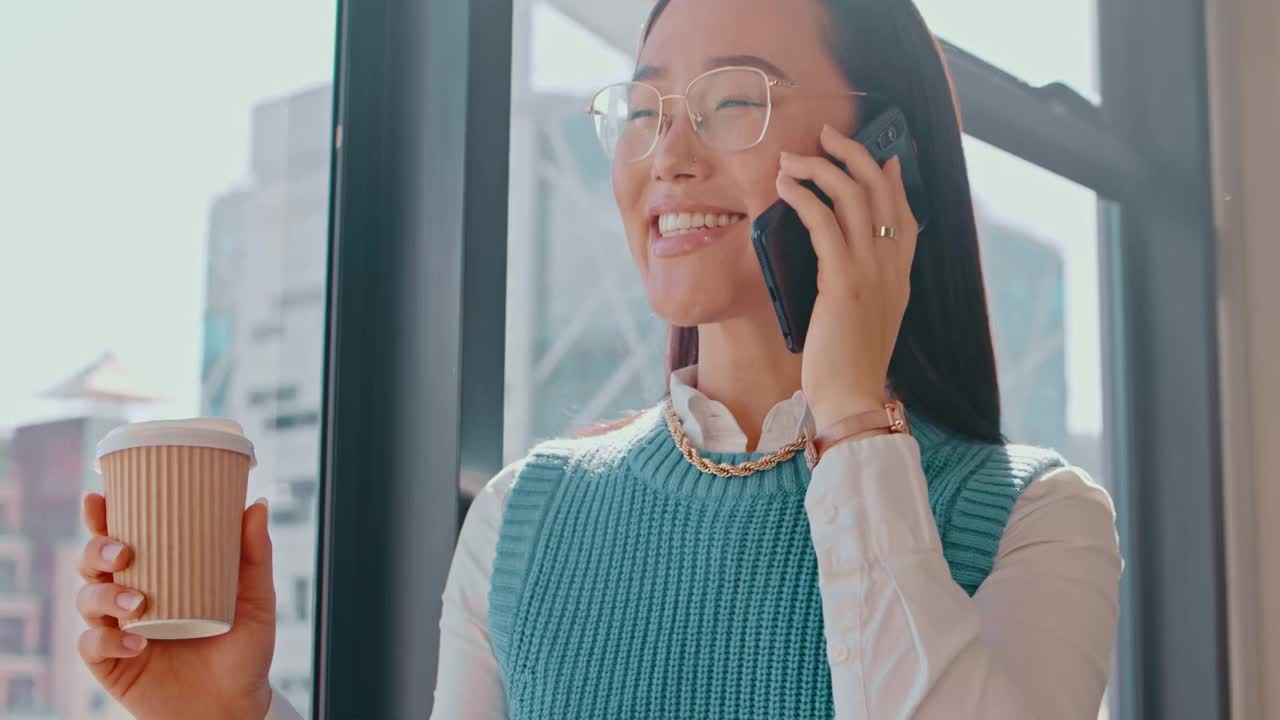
[875,225,898,238]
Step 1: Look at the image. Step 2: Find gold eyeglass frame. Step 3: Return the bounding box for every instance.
[584,65,882,162]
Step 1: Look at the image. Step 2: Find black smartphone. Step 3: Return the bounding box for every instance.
[751,106,931,353]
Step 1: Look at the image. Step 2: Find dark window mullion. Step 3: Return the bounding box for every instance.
[1098,0,1228,718]
[940,39,1152,202]
[315,0,512,718]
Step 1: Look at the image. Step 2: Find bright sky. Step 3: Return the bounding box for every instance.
[0,0,1102,437]
[0,1,337,433]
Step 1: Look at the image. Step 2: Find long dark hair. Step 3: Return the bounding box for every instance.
[650,0,1005,445]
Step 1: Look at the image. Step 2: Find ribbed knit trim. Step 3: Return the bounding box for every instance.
[929,442,1067,594]
[489,440,577,674]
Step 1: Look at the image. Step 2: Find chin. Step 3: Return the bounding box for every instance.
[644,276,720,327]
[643,269,753,327]
[630,225,769,325]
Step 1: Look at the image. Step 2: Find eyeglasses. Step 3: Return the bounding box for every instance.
[586,65,881,162]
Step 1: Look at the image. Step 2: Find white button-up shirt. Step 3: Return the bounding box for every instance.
[267,365,1122,719]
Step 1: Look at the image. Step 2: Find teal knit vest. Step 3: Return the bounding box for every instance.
[489,403,1065,719]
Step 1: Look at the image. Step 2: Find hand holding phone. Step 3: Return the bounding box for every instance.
[751,106,929,353]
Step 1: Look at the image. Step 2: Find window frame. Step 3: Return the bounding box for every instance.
[314,0,513,717]
[1095,0,1228,717]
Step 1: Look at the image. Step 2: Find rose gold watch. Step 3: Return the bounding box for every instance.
[804,398,911,469]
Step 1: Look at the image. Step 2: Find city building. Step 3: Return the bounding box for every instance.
[200,83,333,718]
[1,352,154,719]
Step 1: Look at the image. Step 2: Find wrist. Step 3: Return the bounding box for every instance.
[811,394,887,431]
[822,427,892,455]
[805,396,909,469]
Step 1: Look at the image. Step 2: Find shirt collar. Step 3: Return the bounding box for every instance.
[668,364,814,454]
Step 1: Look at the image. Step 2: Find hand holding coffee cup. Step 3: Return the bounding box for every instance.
[76,418,278,720]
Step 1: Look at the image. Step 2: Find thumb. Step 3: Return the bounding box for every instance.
[236,498,276,616]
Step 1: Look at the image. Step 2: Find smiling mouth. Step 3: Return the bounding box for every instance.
[647,211,749,259]
[654,211,748,237]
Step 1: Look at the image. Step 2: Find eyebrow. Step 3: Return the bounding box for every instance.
[632,54,793,83]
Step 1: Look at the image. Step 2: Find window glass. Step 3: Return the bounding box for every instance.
[0,2,338,717]
[914,0,1100,103]
[963,137,1117,718]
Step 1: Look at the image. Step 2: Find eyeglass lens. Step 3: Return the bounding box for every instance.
[590,68,771,161]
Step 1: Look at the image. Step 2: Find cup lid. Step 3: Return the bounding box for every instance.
[94,418,257,473]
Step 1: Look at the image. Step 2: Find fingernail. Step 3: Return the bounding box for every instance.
[100,542,123,563]
[253,496,268,508]
[116,591,143,611]
[122,634,147,651]
[822,123,835,136]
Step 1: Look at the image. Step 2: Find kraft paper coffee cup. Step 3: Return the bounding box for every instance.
[94,418,257,640]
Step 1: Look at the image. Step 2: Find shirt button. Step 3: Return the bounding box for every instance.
[813,498,837,524]
[828,639,851,664]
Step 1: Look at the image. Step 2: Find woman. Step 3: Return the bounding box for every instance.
[74,0,1122,717]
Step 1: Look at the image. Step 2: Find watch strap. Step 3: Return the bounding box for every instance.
[804,399,910,469]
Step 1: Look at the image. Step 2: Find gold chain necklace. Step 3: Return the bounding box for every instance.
[663,398,810,478]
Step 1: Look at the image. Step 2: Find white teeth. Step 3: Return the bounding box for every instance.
[656,211,746,237]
